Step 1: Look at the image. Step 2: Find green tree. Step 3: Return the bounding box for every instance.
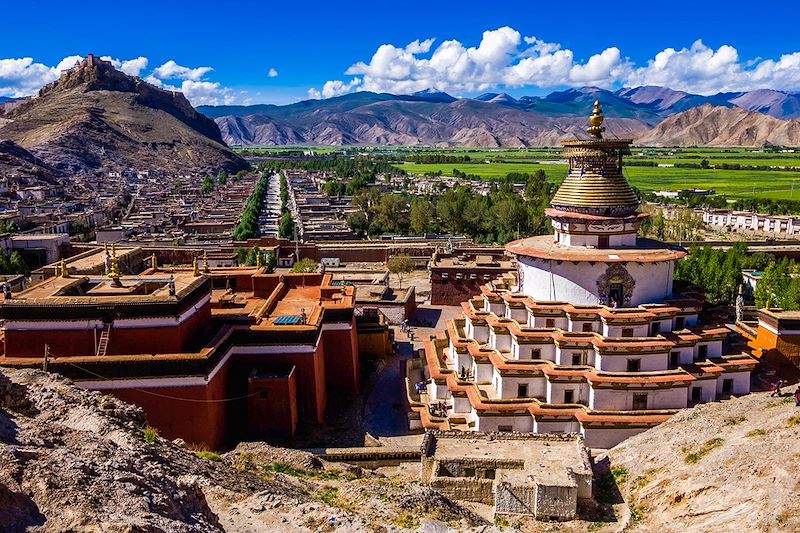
[9,251,27,275]
[410,198,436,235]
[201,176,215,195]
[291,257,319,273]
[387,254,415,289]
[217,171,228,185]
[245,245,262,266]
[346,211,369,238]
[264,251,277,273]
[279,212,295,239]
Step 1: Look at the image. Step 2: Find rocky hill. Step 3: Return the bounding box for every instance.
[0,367,487,532]
[636,104,800,147]
[0,140,58,182]
[0,55,248,175]
[604,390,800,532]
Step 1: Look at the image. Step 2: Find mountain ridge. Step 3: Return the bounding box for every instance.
[200,85,800,147]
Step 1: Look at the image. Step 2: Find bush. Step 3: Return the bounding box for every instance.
[143,426,158,444]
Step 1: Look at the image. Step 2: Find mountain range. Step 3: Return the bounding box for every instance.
[0,56,248,176]
[199,86,800,147]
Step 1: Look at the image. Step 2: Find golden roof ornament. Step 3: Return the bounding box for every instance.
[192,256,200,276]
[60,259,69,278]
[108,247,121,284]
[587,100,605,139]
[256,251,262,269]
[151,253,158,271]
[203,250,211,274]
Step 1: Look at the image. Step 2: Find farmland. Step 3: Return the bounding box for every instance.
[392,148,800,201]
[238,146,800,201]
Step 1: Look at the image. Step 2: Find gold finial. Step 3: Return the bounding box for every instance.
[151,253,158,271]
[108,247,121,284]
[193,256,200,276]
[60,259,69,278]
[256,251,262,269]
[739,284,744,295]
[203,250,210,273]
[587,100,605,139]
[103,242,109,255]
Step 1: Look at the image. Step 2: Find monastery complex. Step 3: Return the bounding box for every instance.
[408,103,758,448]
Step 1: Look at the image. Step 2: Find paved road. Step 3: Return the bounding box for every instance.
[363,341,413,437]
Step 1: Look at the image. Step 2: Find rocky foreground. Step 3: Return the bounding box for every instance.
[2,366,796,532]
[0,368,484,532]
[606,390,800,532]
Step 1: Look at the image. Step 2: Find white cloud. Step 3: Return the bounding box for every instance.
[626,40,800,94]
[0,55,82,97]
[307,78,362,99]
[152,60,213,81]
[267,68,278,78]
[101,56,149,77]
[180,79,235,105]
[309,29,800,98]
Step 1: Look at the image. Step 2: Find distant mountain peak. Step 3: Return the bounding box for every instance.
[0,54,248,174]
[409,89,456,102]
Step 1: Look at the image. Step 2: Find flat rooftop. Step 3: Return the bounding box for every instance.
[506,235,687,263]
[426,432,591,486]
[6,271,204,304]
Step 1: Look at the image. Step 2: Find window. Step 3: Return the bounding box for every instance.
[564,390,574,404]
[632,393,648,410]
[691,387,702,403]
[498,425,513,433]
[531,349,541,359]
[582,323,593,332]
[627,359,641,372]
[517,384,529,398]
[545,318,555,328]
[485,468,496,480]
[622,328,634,338]
[698,345,708,360]
[722,379,733,394]
[650,322,661,335]
[572,353,583,366]
[464,467,476,477]
[598,235,609,248]
[675,316,685,330]
[669,351,680,369]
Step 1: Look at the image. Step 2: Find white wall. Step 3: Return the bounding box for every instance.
[582,426,648,449]
[519,257,675,306]
[590,386,687,410]
[475,414,534,433]
[595,352,669,372]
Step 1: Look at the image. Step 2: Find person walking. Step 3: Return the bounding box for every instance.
[794,386,800,407]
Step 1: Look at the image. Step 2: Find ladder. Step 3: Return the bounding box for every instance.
[96,324,111,356]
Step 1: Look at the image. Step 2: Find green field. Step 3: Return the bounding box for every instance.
[394,151,800,201]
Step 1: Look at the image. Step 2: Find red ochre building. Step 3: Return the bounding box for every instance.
[0,263,363,449]
[406,104,758,449]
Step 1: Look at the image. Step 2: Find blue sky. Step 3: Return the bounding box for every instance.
[1,0,799,105]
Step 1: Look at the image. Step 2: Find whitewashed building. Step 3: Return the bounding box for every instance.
[409,103,757,449]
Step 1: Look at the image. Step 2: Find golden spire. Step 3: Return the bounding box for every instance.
[103,242,109,255]
[256,251,262,269]
[202,250,210,274]
[587,100,605,139]
[108,247,121,284]
[151,253,158,271]
[193,256,200,276]
[60,259,69,278]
